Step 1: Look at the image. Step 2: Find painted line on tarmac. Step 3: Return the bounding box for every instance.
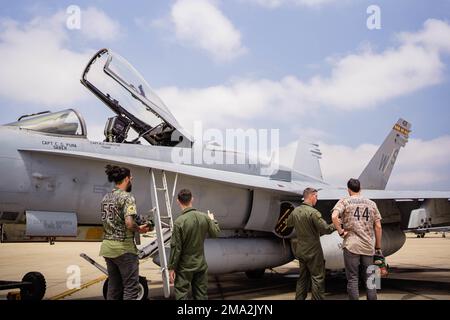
[49,275,107,300]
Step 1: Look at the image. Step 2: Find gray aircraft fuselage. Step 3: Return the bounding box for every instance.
[2,48,448,274]
[0,124,301,229]
[0,123,412,273]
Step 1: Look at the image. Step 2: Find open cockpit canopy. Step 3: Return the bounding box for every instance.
[81,48,192,147]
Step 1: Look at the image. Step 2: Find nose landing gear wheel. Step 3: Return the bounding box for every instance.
[102,276,149,300]
[20,272,46,300]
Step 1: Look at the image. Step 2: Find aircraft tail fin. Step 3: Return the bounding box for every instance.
[292,140,323,181]
[359,118,411,190]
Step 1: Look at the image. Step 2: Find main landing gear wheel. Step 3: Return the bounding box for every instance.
[102,276,149,300]
[245,269,266,279]
[20,272,46,300]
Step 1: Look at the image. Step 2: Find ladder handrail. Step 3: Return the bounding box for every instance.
[170,173,179,214]
[150,169,177,299]
[162,171,174,231]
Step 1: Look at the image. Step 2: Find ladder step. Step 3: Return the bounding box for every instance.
[156,188,167,191]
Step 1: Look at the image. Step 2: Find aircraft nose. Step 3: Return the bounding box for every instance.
[0,126,32,193]
[0,126,30,220]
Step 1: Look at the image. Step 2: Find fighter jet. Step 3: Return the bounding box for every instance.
[1,48,449,299]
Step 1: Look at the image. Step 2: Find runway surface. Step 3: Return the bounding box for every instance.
[1,234,449,300]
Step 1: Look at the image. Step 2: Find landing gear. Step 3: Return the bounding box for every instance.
[0,271,46,300]
[20,272,46,300]
[102,276,149,300]
[245,269,266,279]
[80,253,150,300]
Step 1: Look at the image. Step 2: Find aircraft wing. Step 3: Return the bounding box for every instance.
[406,226,450,233]
[19,148,450,201]
[318,188,450,200]
[19,148,306,194]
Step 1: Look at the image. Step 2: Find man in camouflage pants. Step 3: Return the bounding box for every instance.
[168,189,221,300]
[100,165,152,300]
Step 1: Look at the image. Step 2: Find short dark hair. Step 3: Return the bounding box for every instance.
[303,187,318,200]
[105,165,131,184]
[347,178,361,193]
[177,189,192,205]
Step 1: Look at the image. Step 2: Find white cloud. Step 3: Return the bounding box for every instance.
[0,13,91,106]
[389,135,450,189]
[156,19,450,131]
[277,136,450,190]
[170,0,246,61]
[242,0,284,8]
[242,0,340,8]
[398,19,450,54]
[319,143,377,186]
[79,7,121,42]
[0,8,123,143]
[312,19,450,110]
[308,46,444,110]
[291,127,330,140]
[157,77,301,131]
[0,7,121,107]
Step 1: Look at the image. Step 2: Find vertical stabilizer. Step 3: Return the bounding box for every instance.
[359,119,411,189]
[292,140,323,181]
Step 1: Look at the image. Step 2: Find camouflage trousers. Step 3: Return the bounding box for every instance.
[174,269,208,300]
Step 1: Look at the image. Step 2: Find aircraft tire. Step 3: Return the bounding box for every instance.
[20,272,46,300]
[102,276,149,300]
[245,269,266,279]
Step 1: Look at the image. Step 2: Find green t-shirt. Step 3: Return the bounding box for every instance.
[99,238,138,258]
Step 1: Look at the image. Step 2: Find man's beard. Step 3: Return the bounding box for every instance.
[126,182,132,193]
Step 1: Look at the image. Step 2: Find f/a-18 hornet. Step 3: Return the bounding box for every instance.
[1,48,449,299]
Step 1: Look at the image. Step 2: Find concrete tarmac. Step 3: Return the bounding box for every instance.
[1,234,449,300]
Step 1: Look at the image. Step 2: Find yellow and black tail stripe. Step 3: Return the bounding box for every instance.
[393,123,410,137]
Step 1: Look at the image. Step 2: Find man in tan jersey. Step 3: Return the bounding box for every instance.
[331,178,383,300]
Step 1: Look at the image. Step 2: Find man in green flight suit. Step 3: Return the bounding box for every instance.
[100,165,153,300]
[286,187,338,300]
[168,189,221,300]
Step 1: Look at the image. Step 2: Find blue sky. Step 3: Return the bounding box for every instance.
[0,0,449,190]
